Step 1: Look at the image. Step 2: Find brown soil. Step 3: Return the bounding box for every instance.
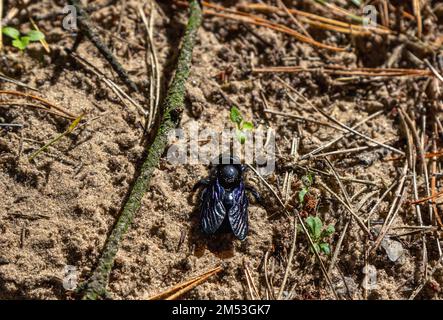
[0,0,442,300]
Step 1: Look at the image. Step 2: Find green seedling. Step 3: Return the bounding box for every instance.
[302,216,335,255]
[298,172,313,205]
[230,106,254,144]
[2,26,45,51]
[28,113,84,161]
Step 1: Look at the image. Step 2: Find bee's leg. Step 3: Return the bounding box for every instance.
[192,179,211,192]
[246,186,261,204]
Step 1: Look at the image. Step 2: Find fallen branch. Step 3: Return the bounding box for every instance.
[79,0,202,300]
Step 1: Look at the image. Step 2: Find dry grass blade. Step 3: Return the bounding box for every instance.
[0,90,77,119]
[274,77,404,156]
[369,163,409,254]
[430,125,443,227]
[0,0,3,50]
[264,109,347,132]
[328,189,378,275]
[277,215,297,299]
[276,0,311,39]
[323,158,372,237]
[0,72,38,91]
[412,0,422,38]
[253,66,432,77]
[0,101,75,119]
[204,9,344,51]
[409,190,443,205]
[239,2,390,35]
[264,249,276,299]
[243,260,260,300]
[69,52,146,117]
[139,3,161,129]
[424,59,443,83]
[147,266,223,300]
[181,1,345,52]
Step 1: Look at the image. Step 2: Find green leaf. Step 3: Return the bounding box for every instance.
[298,187,308,204]
[302,173,313,187]
[2,26,20,40]
[230,106,243,125]
[236,129,246,145]
[242,121,254,131]
[305,216,315,236]
[311,243,320,254]
[319,243,331,255]
[321,224,335,238]
[312,217,322,239]
[12,37,30,50]
[26,30,45,42]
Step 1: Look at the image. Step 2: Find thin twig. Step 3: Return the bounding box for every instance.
[277,216,297,300]
[68,0,138,92]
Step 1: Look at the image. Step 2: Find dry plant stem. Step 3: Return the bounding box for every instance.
[424,59,443,83]
[0,73,38,91]
[80,0,202,300]
[264,109,346,132]
[294,164,377,186]
[68,0,138,92]
[299,110,384,159]
[364,180,397,222]
[0,90,77,119]
[312,145,375,158]
[399,108,429,277]
[253,66,432,77]
[328,190,378,275]
[264,250,275,299]
[139,4,161,128]
[69,52,145,116]
[165,268,221,300]
[273,76,396,157]
[247,164,339,299]
[276,0,311,39]
[201,7,344,52]
[277,216,297,300]
[323,159,372,237]
[412,0,422,38]
[409,254,443,300]
[243,260,260,299]
[0,101,75,120]
[237,2,389,34]
[0,0,3,50]
[148,266,222,300]
[370,163,408,254]
[431,125,443,227]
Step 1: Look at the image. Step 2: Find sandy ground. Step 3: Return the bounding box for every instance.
[0,0,443,299]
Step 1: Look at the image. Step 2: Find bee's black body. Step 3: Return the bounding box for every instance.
[193,155,260,240]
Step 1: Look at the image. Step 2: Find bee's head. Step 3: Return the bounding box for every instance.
[218,164,241,188]
[212,154,243,188]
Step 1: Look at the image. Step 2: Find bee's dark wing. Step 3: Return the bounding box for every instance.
[228,182,249,240]
[200,179,226,235]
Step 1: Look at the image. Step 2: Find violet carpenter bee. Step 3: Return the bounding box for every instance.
[193,155,260,240]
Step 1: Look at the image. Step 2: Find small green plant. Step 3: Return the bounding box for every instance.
[230,106,253,144]
[303,216,335,255]
[298,172,313,205]
[2,26,44,51]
